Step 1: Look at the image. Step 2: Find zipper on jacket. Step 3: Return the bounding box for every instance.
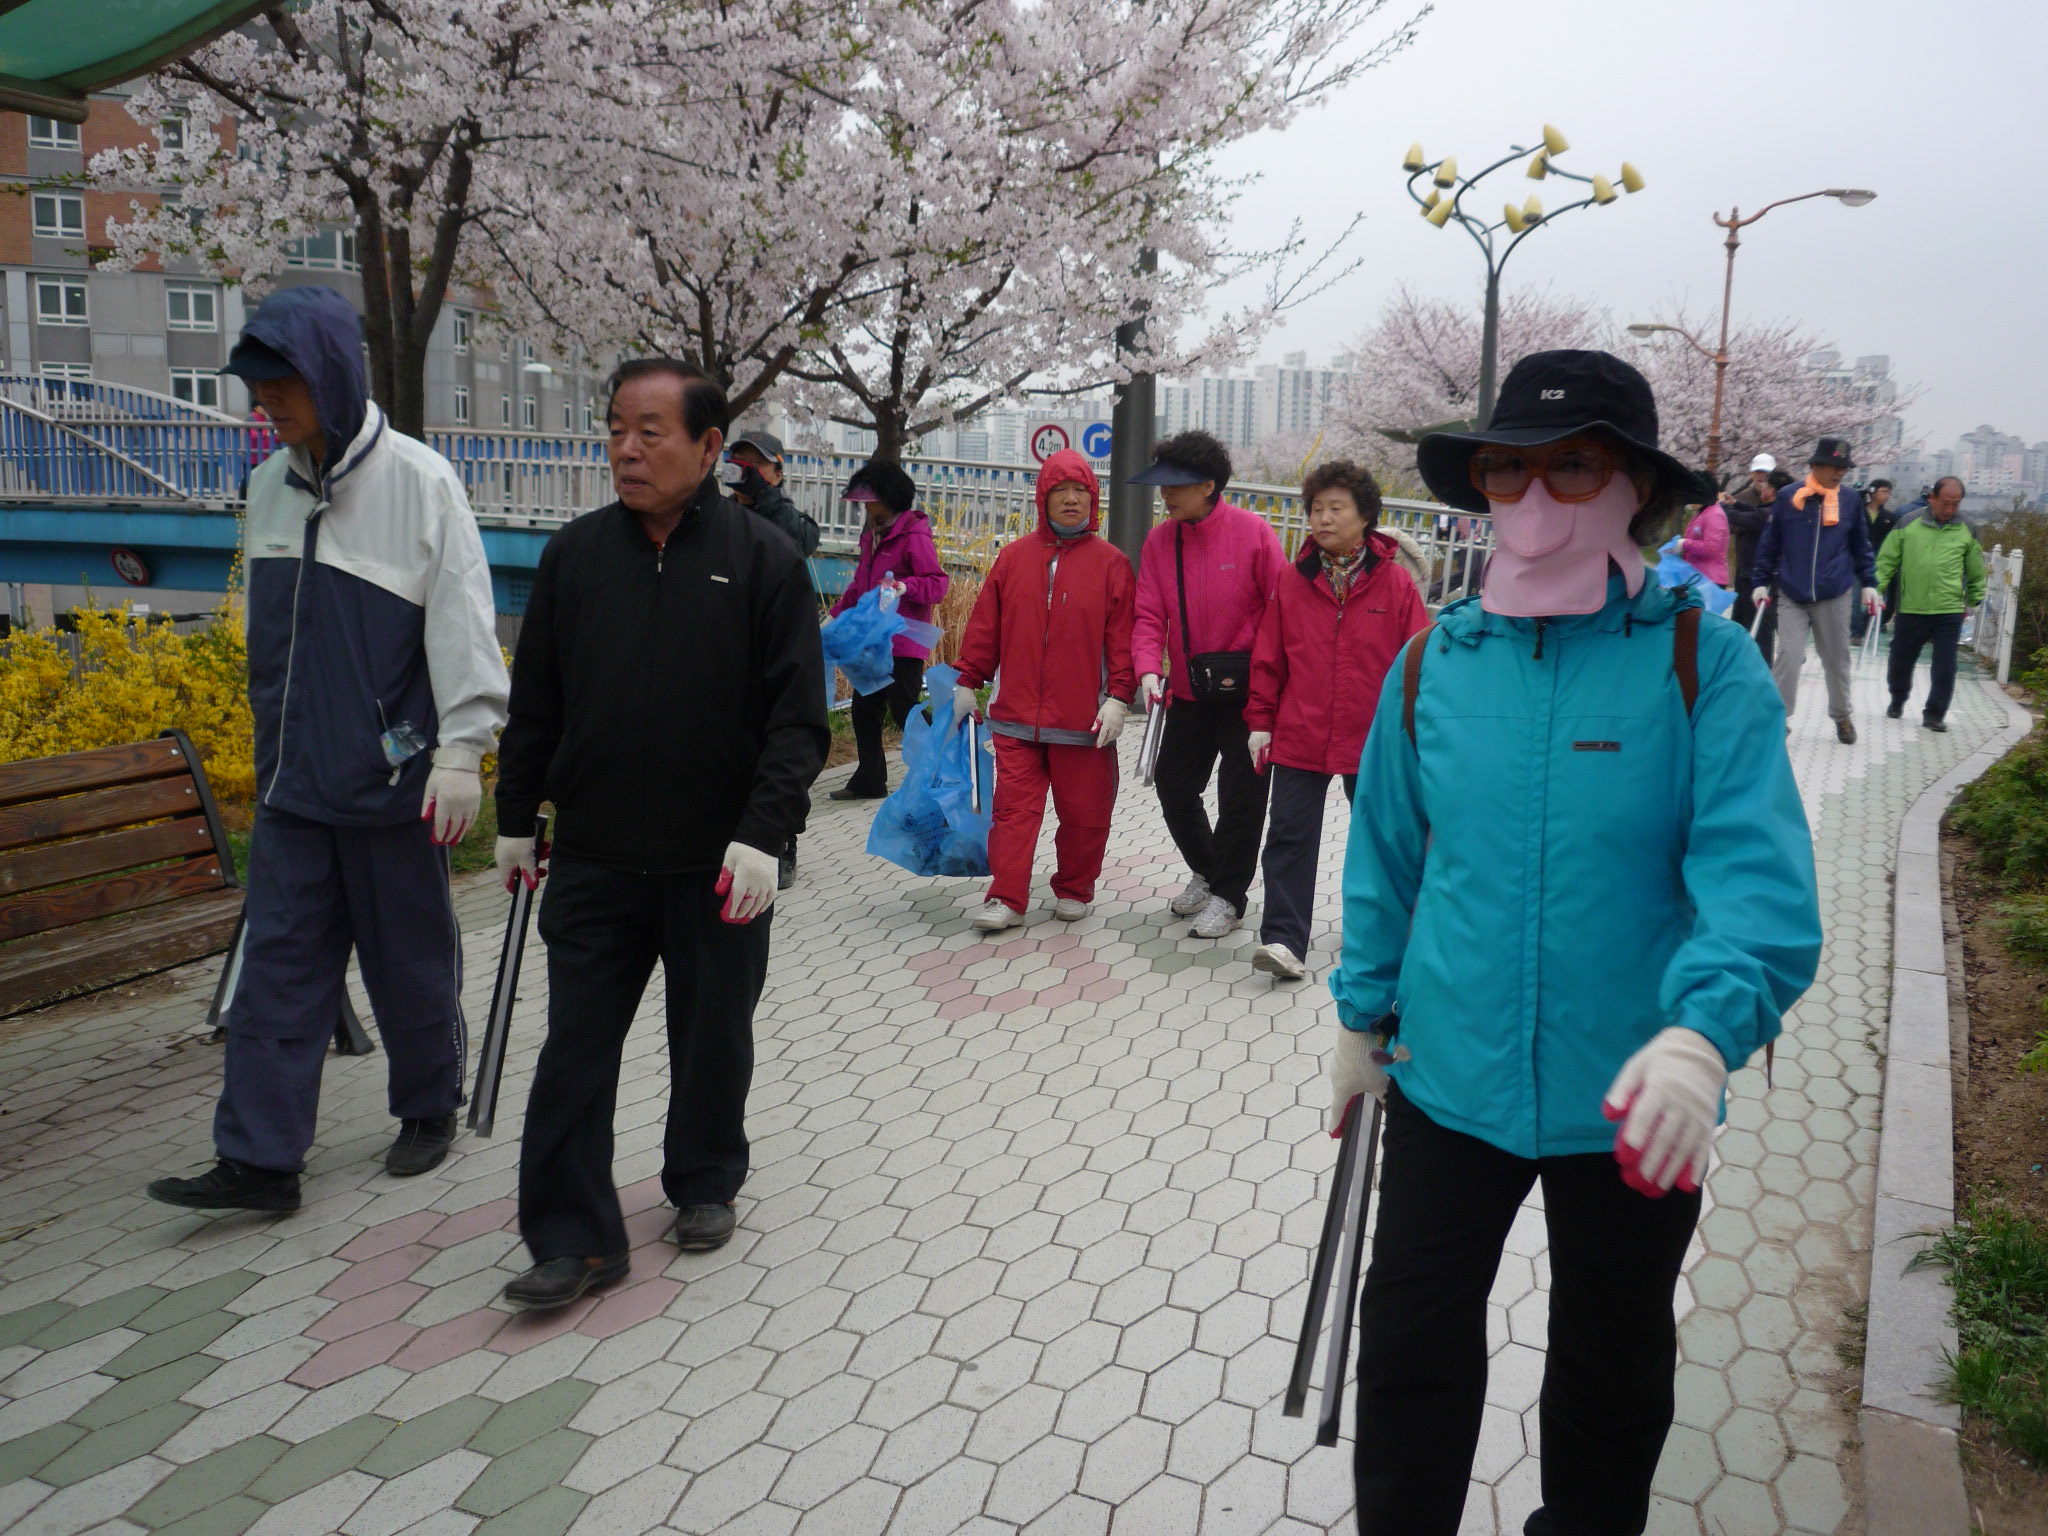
[1036,546,1060,741]
[1532,618,1547,660]
[263,498,325,807]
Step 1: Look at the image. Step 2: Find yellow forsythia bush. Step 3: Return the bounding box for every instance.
[0,604,256,802]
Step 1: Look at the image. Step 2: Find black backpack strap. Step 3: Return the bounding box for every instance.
[1402,624,1436,748]
[1673,607,1701,718]
[1175,523,1193,668]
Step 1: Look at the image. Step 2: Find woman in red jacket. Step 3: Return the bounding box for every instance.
[952,450,1137,932]
[1245,461,1427,980]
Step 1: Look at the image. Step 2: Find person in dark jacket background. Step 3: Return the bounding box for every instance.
[493,358,827,1309]
[148,286,508,1215]
[827,459,948,799]
[1752,438,1880,742]
[1850,478,1897,642]
[724,427,819,887]
[1723,454,1784,659]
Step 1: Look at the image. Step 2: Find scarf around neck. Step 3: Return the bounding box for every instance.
[1792,474,1840,525]
[1319,540,1370,603]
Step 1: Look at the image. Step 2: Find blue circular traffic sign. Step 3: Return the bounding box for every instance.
[1081,422,1113,459]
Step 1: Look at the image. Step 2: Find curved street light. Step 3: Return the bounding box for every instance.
[1402,125,1646,425]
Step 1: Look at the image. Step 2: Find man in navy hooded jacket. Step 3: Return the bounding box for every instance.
[149,286,508,1213]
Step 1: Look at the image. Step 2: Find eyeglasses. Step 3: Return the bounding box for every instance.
[1468,444,1620,504]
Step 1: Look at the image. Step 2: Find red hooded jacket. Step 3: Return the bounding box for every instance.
[954,450,1137,746]
[1245,530,1428,776]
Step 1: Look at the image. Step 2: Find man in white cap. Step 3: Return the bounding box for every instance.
[1724,453,1781,658]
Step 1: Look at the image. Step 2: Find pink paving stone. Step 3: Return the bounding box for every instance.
[624,1205,674,1247]
[1080,979,1126,1002]
[423,1197,518,1249]
[953,944,995,965]
[925,979,975,1004]
[580,1277,684,1339]
[1065,962,1110,986]
[290,1319,420,1389]
[322,1244,437,1301]
[916,965,963,988]
[336,1209,442,1262]
[904,951,952,972]
[308,1282,432,1342]
[1036,984,1081,1010]
[489,1294,603,1352]
[620,1174,666,1211]
[936,997,987,1022]
[988,988,1036,1014]
[389,1307,509,1371]
[1038,933,1084,955]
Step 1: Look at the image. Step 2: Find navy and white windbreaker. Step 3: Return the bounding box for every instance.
[241,287,508,825]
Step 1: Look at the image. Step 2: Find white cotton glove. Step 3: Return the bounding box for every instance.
[1247,731,1272,773]
[1327,1025,1390,1135]
[1139,673,1166,707]
[1602,1026,1728,1197]
[494,835,547,893]
[1094,698,1129,748]
[953,684,980,725]
[420,748,482,846]
[1861,586,1882,615]
[717,841,779,924]
[1750,587,1770,609]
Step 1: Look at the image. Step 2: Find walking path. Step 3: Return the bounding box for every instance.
[0,643,2012,1536]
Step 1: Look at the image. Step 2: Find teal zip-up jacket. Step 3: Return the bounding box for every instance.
[1331,575,1821,1158]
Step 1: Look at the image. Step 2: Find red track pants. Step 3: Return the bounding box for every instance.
[986,734,1119,913]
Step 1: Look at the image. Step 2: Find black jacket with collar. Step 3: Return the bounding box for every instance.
[496,476,829,871]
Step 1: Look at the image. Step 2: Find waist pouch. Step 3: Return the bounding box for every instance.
[1176,522,1252,703]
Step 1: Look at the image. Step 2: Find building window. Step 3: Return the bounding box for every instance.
[284,228,359,271]
[452,309,471,354]
[34,276,88,326]
[32,191,84,240]
[582,400,594,434]
[159,117,187,151]
[165,285,218,332]
[562,399,572,431]
[28,117,81,150]
[169,368,220,410]
[521,395,536,429]
[500,392,511,426]
[453,385,471,424]
[39,361,91,382]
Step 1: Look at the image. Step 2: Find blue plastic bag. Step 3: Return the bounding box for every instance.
[820,588,907,704]
[868,664,995,878]
[1655,538,1735,616]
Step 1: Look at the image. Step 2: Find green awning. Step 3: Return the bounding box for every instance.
[0,0,272,122]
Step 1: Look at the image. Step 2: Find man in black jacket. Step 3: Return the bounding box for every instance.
[493,359,828,1308]
[1724,454,1782,661]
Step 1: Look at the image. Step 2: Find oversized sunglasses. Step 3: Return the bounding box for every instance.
[1468,443,1620,504]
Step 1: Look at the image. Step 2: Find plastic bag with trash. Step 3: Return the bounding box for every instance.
[868,664,994,878]
[1654,538,1734,616]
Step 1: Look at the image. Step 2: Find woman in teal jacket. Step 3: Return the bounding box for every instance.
[1330,352,1820,1536]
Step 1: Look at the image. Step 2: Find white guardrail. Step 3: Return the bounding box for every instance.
[1973,544,2025,684]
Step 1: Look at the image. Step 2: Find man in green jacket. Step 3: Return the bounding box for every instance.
[1877,475,1985,732]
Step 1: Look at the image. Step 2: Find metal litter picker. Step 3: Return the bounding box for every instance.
[1285,1090,1383,1445]
[468,814,546,1137]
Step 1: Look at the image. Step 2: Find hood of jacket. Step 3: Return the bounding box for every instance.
[863,505,933,560]
[240,285,369,479]
[1291,527,1400,584]
[1035,449,1101,535]
[1434,564,1697,648]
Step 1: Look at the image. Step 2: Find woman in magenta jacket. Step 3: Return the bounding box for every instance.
[1244,461,1427,980]
[828,458,949,799]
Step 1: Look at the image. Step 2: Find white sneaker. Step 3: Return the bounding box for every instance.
[1190,894,1240,938]
[1053,898,1091,922]
[1252,942,1307,980]
[1169,875,1212,917]
[970,900,1022,932]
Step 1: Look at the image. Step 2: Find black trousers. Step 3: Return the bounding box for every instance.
[518,856,770,1261]
[1258,765,1354,957]
[1888,610,1965,721]
[1730,585,1776,665]
[847,655,925,793]
[1355,1086,1702,1536]
[1153,694,1272,914]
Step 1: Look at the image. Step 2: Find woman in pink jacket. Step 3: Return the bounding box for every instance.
[1129,431,1285,938]
[1244,461,1427,980]
[1679,500,1730,589]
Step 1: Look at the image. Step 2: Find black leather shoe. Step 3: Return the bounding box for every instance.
[502,1254,630,1309]
[1523,1510,1555,1536]
[778,844,797,890]
[1835,718,1857,744]
[828,784,886,801]
[386,1116,456,1177]
[670,1203,737,1251]
[147,1158,300,1213]
[1923,715,1948,733]
[1885,702,1903,719]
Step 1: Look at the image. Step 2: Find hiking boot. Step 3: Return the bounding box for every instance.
[1191,895,1241,939]
[778,843,797,891]
[1252,942,1307,980]
[1053,898,1090,922]
[386,1116,456,1177]
[971,899,1022,932]
[147,1158,300,1213]
[1168,875,1212,917]
[670,1203,737,1251]
[829,783,887,801]
[502,1253,629,1309]
[1923,714,1948,733]
[1885,701,1903,719]
[1835,718,1856,744]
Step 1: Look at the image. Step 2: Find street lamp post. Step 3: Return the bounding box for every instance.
[1402,126,1645,426]
[1632,188,1875,482]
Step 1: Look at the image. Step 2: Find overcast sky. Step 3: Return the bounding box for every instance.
[1209,0,2047,450]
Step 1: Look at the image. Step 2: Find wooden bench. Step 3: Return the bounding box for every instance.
[0,731,243,1017]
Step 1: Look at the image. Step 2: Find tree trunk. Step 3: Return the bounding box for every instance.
[870,410,908,461]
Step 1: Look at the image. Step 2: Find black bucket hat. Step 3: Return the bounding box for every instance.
[1808,436,1856,469]
[1417,349,1712,514]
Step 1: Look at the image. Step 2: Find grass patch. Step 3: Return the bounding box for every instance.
[1912,1200,2048,1466]
[1951,730,2048,886]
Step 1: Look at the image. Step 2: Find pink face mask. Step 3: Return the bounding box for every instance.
[1480,476,1645,617]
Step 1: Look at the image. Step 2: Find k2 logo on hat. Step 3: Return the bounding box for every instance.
[1540,389,1566,400]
